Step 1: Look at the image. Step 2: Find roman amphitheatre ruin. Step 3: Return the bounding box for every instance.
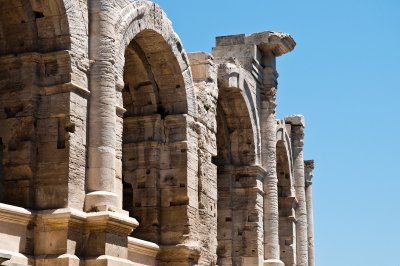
[0,1,315,265]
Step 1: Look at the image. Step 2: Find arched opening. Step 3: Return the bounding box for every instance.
[0,0,86,209]
[213,86,259,265]
[121,29,189,245]
[0,2,39,205]
[276,137,297,265]
[213,90,256,167]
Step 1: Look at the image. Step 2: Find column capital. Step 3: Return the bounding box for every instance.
[245,31,296,57]
[213,31,295,73]
[215,31,296,57]
[285,115,305,148]
[213,32,295,113]
[285,115,305,128]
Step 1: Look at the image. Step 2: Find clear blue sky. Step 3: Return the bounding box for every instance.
[153,1,400,265]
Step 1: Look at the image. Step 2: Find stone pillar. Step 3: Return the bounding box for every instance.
[86,0,121,212]
[305,160,315,266]
[260,51,283,266]
[212,31,296,266]
[285,115,308,266]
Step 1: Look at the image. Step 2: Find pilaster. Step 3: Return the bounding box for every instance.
[218,165,266,265]
[260,49,281,266]
[188,52,219,265]
[285,115,308,266]
[305,160,315,266]
[86,0,121,212]
[256,32,295,266]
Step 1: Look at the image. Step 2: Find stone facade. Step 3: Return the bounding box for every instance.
[0,1,315,265]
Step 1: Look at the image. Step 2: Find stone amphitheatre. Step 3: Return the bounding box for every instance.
[0,1,315,265]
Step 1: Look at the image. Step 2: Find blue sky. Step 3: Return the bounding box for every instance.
[153,1,400,265]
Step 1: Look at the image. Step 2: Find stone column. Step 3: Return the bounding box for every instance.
[260,51,284,266]
[285,115,308,266]
[305,160,315,266]
[85,0,121,212]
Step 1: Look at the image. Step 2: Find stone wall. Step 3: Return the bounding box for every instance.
[0,1,315,266]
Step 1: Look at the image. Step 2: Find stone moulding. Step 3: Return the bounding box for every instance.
[128,237,160,257]
[0,252,12,264]
[41,82,90,97]
[33,208,139,235]
[215,31,296,57]
[0,203,32,225]
[0,204,33,265]
[157,244,201,263]
[85,210,138,234]
[0,203,141,264]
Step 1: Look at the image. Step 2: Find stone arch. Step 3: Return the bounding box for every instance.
[276,125,293,177]
[214,62,261,265]
[213,64,259,167]
[114,0,197,118]
[111,1,199,252]
[0,0,88,209]
[276,122,297,265]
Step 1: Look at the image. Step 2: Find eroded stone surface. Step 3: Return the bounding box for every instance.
[0,1,315,266]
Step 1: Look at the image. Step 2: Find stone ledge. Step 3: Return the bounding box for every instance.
[0,252,11,264]
[216,31,296,56]
[0,50,70,61]
[0,204,32,225]
[128,237,159,257]
[219,164,266,176]
[34,208,135,231]
[86,211,139,235]
[264,259,285,266]
[34,254,80,266]
[0,249,30,265]
[157,244,201,263]
[40,82,90,97]
[84,255,135,266]
[0,206,140,238]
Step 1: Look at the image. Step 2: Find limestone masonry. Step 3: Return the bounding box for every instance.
[0,1,315,265]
